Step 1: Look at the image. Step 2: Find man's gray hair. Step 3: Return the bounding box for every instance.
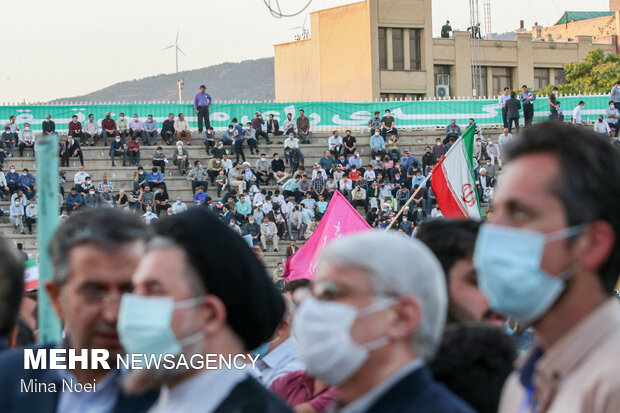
[49,209,150,285]
[318,231,447,360]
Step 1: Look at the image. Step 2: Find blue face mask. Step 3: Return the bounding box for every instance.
[117,294,205,357]
[474,224,582,324]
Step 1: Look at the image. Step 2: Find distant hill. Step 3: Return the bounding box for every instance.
[50,57,275,104]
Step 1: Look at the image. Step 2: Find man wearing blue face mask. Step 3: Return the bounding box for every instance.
[0,208,158,413]
[117,208,291,412]
[473,121,620,413]
[293,231,475,413]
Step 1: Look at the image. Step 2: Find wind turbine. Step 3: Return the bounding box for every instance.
[163,31,186,103]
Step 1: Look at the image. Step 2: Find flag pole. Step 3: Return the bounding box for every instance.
[385,172,433,231]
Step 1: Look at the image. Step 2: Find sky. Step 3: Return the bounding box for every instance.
[1,0,612,102]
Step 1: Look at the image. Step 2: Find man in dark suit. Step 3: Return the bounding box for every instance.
[61,135,84,167]
[0,209,158,413]
[293,231,475,413]
[119,208,292,412]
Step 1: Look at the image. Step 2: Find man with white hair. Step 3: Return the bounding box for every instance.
[293,231,475,412]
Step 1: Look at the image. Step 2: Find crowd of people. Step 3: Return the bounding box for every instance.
[0,120,618,413]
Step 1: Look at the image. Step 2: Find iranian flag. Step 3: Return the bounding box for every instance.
[431,123,482,219]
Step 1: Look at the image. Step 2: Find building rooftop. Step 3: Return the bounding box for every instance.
[555,11,615,25]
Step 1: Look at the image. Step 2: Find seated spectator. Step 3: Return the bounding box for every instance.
[380,108,397,138]
[142,206,158,224]
[242,162,258,191]
[17,123,36,157]
[154,186,170,216]
[236,193,252,222]
[363,164,376,183]
[24,198,37,234]
[328,131,343,157]
[433,137,447,159]
[243,215,261,246]
[83,188,100,208]
[147,166,166,190]
[386,133,400,160]
[2,126,16,158]
[83,114,99,146]
[284,132,300,167]
[193,186,210,204]
[109,134,126,167]
[174,112,191,145]
[348,165,362,181]
[98,174,113,193]
[282,112,296,135]
[228,217,242,236]
[9,197,25,234]
[101,112,117,146]
[348,151,363,170]
[61,135,84,167]
[99,186,114,207]
[228,163,247,194]
[445,119,462,144]
[260,216,279,252]
[336,154,349,171]
[476,168,495,202]
[129,114,146,142]
[370,131,386,158]
[400,150,419,173]
[204,127,215,155]
[116,112,129,138]
[68,115,83,143]
[133,166,147,193]
[114,189,129,209]
[171,196,187,214]
[255,153,272,184]
[271,153,289,185]
[20,169,36,199]
[296,174,311,203]
[138,184,155,211]
[338,175,353,198]
[351,183,367,213]
[252,112,273,145]
[342,129,357,156]
[151,146,168,174]
[42,114,56,137]
[187,160,209,194]
[160,113,175,145]
[218,124,235,151]
[172,141,189,175]
[0,170,9,201]
[399,213,413,236]
[72,165,89,189]
[65,187,83,213]
[296,109,312,144]
[143,114,158,145]
[267,114,283,136]
[422,146,437,171]
[126,135,141,166]
[367,111,381,135]
[311,171,326,200]
[207,155,224,185]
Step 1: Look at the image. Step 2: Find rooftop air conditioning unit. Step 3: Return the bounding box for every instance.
[436,84,450,98]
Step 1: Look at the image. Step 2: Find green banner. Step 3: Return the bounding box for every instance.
[0,95,611,131]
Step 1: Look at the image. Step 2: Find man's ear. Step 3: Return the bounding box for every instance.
[387,296,421,342]
[45,281,64,321]
[575,221,614,277]
[201,296,228,336]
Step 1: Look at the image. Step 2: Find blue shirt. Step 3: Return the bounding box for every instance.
[411,174,426,187]
[147,171,163,182]
[193,91,213,109]
[605,107,620,124]
[6,171,20,185]
[401,155,420,171]
[144,119,158,131]
[20,173,36,188]
[193,192,210,203]
[66,192,84,206]
[519,90,536,103]
[233,124,244,141]
[370,135,385,151]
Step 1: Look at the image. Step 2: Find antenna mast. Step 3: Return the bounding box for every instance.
[469,0,483,98]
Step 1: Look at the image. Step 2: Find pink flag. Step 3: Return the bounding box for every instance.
[283,190,372,281]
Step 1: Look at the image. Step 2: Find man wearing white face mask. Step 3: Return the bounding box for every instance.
[293,231,475,413]
[117,208,290,412]
[473,122,620,413]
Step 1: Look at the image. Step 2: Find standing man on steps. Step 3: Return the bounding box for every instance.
[194,84,212,134]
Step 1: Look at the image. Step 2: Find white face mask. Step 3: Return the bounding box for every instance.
[89,191,95,195]
[24,127,30,131]
[119,117,124,120]
[293,296,394,386]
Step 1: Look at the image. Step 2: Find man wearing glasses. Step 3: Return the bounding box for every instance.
[0,208,158,413]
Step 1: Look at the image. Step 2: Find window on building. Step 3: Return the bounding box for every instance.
[492,67,512,96]
[379,28,387,70]
[409,29,421,70]
[392,28,404,70]
[534,68,550,90]
[555,68,567,84]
